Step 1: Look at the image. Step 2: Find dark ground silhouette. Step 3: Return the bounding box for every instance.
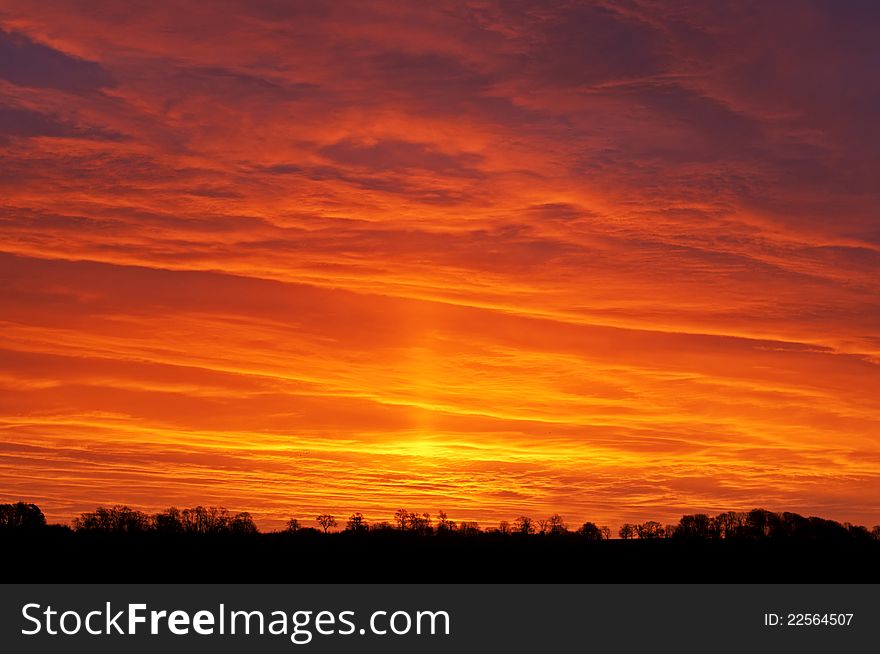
[2,502,879,582]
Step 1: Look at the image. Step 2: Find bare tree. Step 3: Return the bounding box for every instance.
[0,502,46,529]
[316,514,337,533]
[285,518,301,533]
[40,501,880,547]
[436,510,456,533]
[636,521,663,539]
[459,521,481,535]
[578,521,603,540]
[677,514,713,539]
[153,507,183,533]
[407,511,432,534]
[513,516,534,534]
[394,508,409,530]
[73,506,151,533]
[178,506,233,534]
[345,512,368,532]
[715,511,745,539]
[230,512,258,535]
[547,513,567,535]
[619,523,636,539]
[745,509,775,539]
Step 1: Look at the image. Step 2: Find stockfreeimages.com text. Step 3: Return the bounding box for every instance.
[22,602,450,645]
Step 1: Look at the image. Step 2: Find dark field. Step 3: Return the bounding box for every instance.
[5,528,879,583]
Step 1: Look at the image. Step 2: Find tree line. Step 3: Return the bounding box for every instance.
[2,502,880,542]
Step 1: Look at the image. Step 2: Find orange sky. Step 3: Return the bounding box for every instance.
[1,1,879,530]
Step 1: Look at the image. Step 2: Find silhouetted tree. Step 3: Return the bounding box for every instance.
[179,506,232,534]
[798,515,848,541]
[73,506,151,533]
[636,521,664,539]
[436,511,456,533]
[676,514,712,539]
[285,518,301,533]
[578,521,604,540]
[745,508,776,539]
[153,507,184,533]
[345,512,369,532]
[513,516,534,534]
[230,512,257,535]
[846,523,871,541]
[407,512,432,534]
[394,508,409,530]
[316,513,337,533]
[779,512,808,539]
[715,511,745,539]
[19,501,880,552]
[0,502,46,529]
[547,513,567,535]
[459,521,481,535]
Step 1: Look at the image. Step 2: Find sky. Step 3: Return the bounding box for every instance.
[1,0,879,531]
